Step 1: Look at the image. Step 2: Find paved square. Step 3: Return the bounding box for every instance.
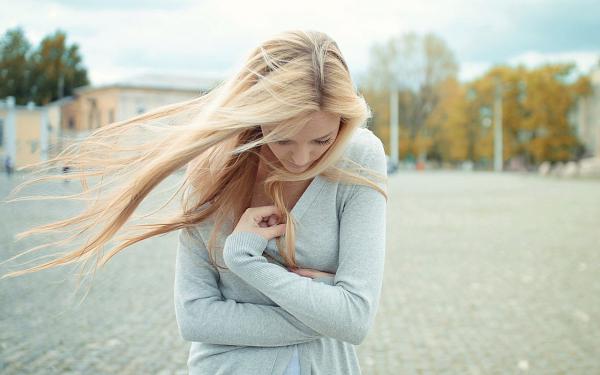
[1,171,599,374]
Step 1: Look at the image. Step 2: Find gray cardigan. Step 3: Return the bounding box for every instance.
[173,127,388,375]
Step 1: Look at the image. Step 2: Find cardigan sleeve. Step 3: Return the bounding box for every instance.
[173,227,324,346]
[222,139,387,345]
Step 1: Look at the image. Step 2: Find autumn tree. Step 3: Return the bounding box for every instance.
[460,66,526,165]
[425,77,471,164]
[360,32,459,160]
[520,64,590,163]
[464,64,590,166]
[429,64,591,168]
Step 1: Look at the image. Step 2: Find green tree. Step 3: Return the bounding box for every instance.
[29,29,89,105]
[0,27,33,105]
[0,27,89,105]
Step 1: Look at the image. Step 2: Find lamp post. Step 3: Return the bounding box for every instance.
[5,97,17,169]
[493,77,503,172]
[389,87,399,169]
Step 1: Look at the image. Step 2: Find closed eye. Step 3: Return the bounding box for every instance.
[277,138,332,146]
[315,138,333,145]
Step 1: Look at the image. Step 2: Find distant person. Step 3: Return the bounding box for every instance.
[2,30,389,375]
[61,165,71,183]
[4,155,14,176]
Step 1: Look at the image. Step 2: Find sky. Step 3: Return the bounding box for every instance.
[2,0,599,87]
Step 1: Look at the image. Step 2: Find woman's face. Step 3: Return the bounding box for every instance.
[260,111,341,173]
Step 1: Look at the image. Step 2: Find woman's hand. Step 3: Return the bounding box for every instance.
[233,206,335,280]
[287,266,335,279]
[233,205,286,241]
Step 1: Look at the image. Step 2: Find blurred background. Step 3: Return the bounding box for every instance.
[1,1,599,374]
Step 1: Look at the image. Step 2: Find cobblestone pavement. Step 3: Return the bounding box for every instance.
[1,171,599,374]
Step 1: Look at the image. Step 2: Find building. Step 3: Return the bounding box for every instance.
[576,64,600,158]
[0,97,64,171]
[61,73,222,136]
[1,73,222,170]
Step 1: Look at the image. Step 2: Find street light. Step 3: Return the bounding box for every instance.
[389,87,399,172]
[493,77,504,172]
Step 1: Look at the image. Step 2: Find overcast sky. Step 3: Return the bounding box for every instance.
[2,0,599,86]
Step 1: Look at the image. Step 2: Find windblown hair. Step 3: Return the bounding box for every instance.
[1,30,387,292]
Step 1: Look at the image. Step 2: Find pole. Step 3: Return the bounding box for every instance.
[5,96,17,168]
[493,78,503,172]
[40,107,49,161]
[390,87,399,167]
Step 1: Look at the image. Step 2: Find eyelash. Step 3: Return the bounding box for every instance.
[277,138,332,146]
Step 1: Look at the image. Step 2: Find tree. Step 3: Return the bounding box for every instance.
[29,29,89,105]
[0,27,33,105]
[425,78,471,163]
[520,64,591,163]
[360,32,459,160]
[0,27,89,105]
[434,64,591,167]
[461,66,526,164]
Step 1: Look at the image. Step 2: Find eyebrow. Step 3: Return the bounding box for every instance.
[280,131,334,142]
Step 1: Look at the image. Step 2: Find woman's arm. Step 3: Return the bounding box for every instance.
[222,142,387,346]
[174,227,324,346]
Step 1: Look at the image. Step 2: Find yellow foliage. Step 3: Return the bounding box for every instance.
[360,62,592,165]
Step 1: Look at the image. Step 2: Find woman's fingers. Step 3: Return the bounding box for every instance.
[232,205,286,241]
[288,267,335,279]
[267,214,278,226]
[249,205,281,224]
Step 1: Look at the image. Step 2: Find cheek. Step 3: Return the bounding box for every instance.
[315,142,335,158]
[267,145,285,160]
[322,142,335,153]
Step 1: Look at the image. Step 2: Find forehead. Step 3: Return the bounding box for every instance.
[262,111,341,140]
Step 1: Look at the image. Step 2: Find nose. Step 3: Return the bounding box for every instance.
[291,149,311,166]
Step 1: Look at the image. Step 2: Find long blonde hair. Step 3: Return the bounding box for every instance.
[1,30,387,290]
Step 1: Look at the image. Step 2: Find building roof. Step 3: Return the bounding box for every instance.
[75,73,225,94]
[0,96,74,110]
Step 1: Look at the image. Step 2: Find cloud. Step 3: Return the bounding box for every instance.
[508,50,600,73]
[459,50,600,82]
[459,61,494,82]
[445,0,600,62]
[1,0,599,85]
[43,0,194,10]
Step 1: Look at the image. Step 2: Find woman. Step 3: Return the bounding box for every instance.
[2,30,388,374]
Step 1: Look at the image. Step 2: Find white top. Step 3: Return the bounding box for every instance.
[283,345,300,375]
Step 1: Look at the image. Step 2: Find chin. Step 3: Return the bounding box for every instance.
[285,162,309,172]
[285,167,306,174]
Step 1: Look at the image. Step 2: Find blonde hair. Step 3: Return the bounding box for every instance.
[1,30,387,292]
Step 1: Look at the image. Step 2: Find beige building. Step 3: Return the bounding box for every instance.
[61,74,222,136]
[0,97,64,170]
[576,64,600,158]
[1,74,222,170]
